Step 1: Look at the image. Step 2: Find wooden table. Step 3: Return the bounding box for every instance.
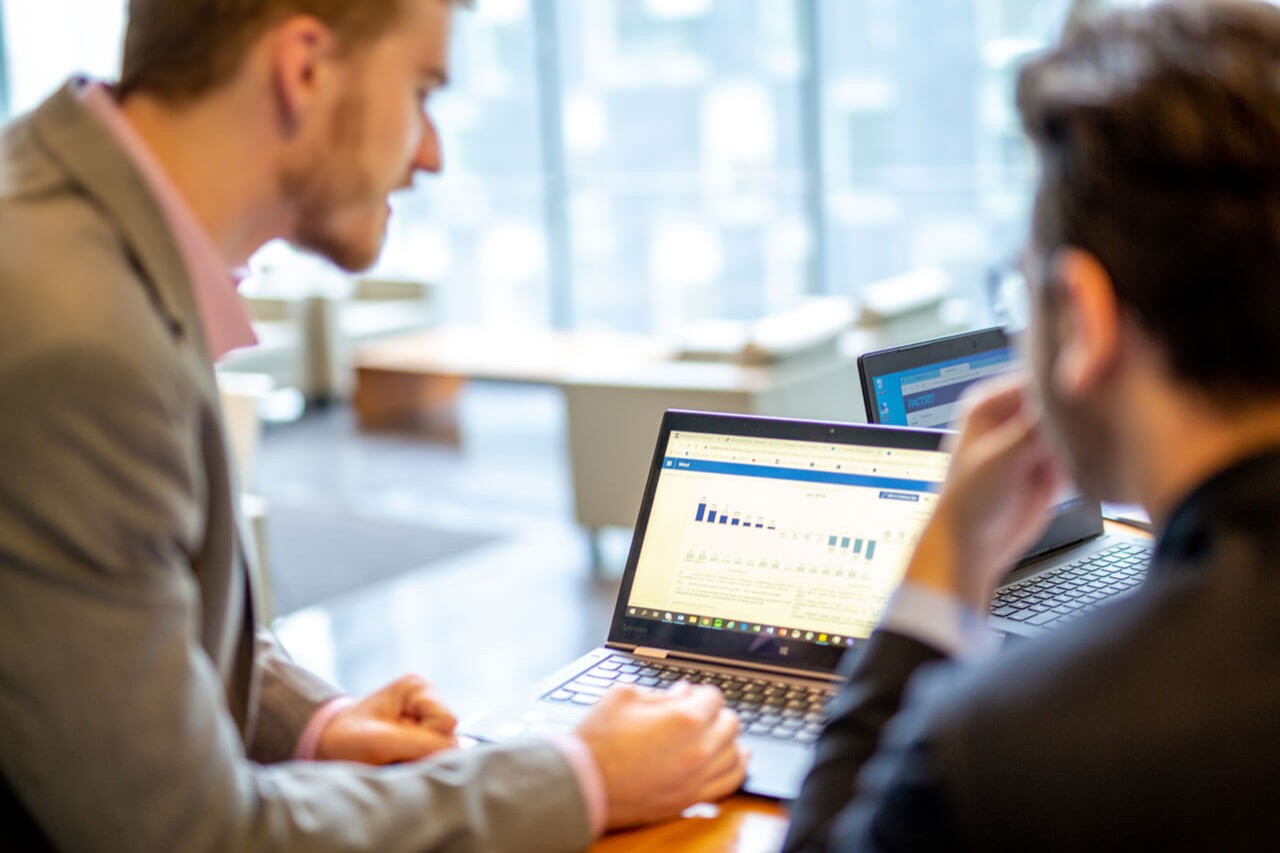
[590,795,788,852]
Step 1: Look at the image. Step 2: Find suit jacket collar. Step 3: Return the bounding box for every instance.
[1155,447,1280,573]
[29,79,198,345]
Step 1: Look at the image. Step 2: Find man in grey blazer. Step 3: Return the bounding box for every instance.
[0,1,745,849]
[785,1,1280,849]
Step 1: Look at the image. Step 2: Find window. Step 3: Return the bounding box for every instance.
[557,0,810,333]
[0,0,124,118]
[2,0,1137,335]
[366,0,549,327]
[817,0,1072,306]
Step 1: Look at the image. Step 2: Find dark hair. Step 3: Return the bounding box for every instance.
[1017,0,1280,398]
[118,0,409,103]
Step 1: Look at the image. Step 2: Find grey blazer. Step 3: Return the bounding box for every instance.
[0,80,591,852]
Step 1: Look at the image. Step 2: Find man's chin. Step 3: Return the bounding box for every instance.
[294,227,387,273]
[329,243,382,273]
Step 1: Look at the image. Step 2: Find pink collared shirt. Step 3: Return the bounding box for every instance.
[78,81,608,839]
[79,82,256,362]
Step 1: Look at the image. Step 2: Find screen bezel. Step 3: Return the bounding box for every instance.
[857,326,1011,426]
[607,409,950,676]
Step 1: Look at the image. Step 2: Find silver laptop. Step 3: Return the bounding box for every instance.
[464,409,953,800]
[858,328,1151,638]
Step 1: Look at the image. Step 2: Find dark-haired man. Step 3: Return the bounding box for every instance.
[0,1,745,849]
[785,0,1280,848]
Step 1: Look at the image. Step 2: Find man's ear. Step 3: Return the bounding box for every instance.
[1047,247,1121,400]
[267,15,338,135]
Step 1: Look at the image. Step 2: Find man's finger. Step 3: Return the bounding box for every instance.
[664,683,725,726]
[692,745,750,804]
[692,723,747,783]
[701,707,741,757]
[372,725,460,765]
[405,690,458,732]
[957,373,1032,433]
[596,682,640,710]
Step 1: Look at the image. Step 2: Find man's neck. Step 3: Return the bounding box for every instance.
[118,90,286,266]
[1127,388,1280,530]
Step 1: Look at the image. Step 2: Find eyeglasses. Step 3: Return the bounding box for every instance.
[986,257,1032,336]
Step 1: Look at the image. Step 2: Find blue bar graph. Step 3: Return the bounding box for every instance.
[829,536,878,559]
[693,502,770,530]
[689,502,875,558]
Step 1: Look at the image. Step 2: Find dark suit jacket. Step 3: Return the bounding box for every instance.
[785,450,1280,851]
[0,81,591,851]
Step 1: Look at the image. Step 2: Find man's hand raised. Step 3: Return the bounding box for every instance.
[905,375,1067,609]
[575,682,747,830]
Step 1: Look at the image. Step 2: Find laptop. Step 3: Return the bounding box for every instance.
[465,409,953,800]
[858,328,1151,638]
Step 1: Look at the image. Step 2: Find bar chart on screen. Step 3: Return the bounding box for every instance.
[626,431,949,639]
[692,499,889,561]
[659,491,931,637]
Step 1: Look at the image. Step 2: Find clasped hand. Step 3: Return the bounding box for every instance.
[316,674,459,764]
[316,674,748,831]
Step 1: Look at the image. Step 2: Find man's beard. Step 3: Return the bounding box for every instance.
[1032,331,1118,501]
[281,88,385,272]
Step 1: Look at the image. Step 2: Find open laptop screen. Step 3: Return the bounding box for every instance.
[610,411,950,675]
[860,327,1014,427]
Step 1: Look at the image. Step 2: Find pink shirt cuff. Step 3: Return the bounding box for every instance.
[547,733,607,839]
[293,696,355,761]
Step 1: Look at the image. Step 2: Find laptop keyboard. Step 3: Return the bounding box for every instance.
[542,544,1148,737]
[543,654,834,743]
[991,541,1150,629]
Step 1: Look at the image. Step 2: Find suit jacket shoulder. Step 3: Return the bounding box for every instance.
[790,523,1280,851]
[0,81,594,851]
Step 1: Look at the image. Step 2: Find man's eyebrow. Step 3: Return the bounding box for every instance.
[422,67,449,87]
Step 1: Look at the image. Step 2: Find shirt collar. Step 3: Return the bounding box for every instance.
[79,81,257,362]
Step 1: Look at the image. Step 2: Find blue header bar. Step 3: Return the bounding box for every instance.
[662,457,941,493]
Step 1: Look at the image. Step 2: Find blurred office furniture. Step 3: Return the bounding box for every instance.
[353,300,853,567]
[219,277,436,405]
[351,272,969,571]
[216,371,275,621]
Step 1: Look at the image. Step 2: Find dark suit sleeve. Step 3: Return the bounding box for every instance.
[784,629,965,852]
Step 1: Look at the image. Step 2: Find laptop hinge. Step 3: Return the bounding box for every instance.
[632,647,669,660]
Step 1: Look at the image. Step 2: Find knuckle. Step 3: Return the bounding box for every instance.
[680,744,712,776]
[672,706,705,735]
